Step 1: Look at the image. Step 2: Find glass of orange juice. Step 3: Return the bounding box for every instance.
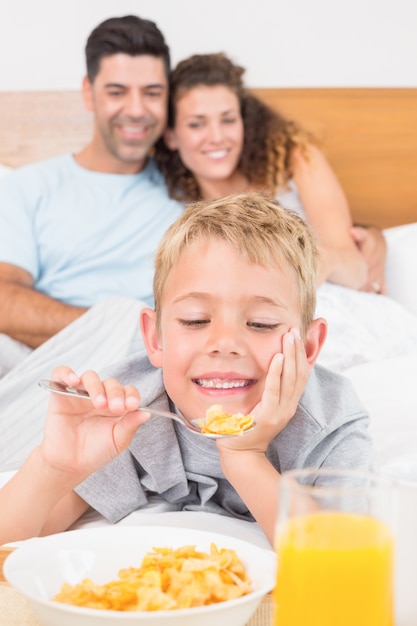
[274,468,395,626]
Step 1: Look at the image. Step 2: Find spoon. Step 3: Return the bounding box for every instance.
[38,379,255,439]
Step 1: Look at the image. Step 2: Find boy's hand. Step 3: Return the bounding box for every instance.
[40,367,150,482]
[217,328,310,454]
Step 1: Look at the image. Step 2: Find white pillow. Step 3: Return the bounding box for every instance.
[343,354,417,460]
[384,222,417,316]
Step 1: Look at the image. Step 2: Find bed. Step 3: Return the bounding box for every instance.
[0,87,416,501]
[1,87,416,228]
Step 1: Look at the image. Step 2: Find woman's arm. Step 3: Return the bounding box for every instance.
[291,145,369,289]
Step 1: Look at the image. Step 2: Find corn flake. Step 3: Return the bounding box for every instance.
[53,543,252,612]
[199,404,254,436]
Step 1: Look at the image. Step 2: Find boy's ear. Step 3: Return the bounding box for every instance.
[140,308,163,368]
[82,76,94,112]
[163,128,178,151]
[304,317,327,366]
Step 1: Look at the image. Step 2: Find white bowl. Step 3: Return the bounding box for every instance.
[4,525,276,626]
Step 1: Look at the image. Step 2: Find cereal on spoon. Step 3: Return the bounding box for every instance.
[199,404,255,436]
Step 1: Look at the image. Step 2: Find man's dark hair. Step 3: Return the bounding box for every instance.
[85,15,170,82]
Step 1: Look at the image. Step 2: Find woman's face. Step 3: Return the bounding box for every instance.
[164,85,244,186]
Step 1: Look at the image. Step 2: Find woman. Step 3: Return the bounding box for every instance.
[155,53,417,372]
[155,52,383,292]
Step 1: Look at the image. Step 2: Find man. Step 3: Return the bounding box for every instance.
[0,16,182,468]
[0,15,181,357]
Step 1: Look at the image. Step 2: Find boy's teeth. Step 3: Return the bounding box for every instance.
[197,379,248,389]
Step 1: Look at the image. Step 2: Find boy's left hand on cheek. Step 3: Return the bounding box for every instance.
[217,329,310,454]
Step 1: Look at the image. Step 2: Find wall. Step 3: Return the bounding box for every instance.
[1,0,416,91]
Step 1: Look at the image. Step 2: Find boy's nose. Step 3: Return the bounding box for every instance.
[207,322,246,356]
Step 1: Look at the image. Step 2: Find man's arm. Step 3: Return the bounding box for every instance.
[0,263,88,348]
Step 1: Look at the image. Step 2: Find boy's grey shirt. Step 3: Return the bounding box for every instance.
[75,350,371,523]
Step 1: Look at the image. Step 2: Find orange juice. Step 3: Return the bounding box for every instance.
[274,511,394,626]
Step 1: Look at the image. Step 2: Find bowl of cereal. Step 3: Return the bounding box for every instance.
[4,525,275,626]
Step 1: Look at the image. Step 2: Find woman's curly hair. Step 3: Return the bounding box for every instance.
[154,52,314,202]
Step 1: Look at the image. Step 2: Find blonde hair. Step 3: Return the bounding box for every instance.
[153,192,318,334]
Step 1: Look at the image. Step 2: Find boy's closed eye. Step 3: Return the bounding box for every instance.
[247,321,280,331]
[177,318,281,332]
[177,318,210,327]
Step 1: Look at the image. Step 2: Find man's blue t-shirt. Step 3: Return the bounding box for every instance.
[0,155,183,307]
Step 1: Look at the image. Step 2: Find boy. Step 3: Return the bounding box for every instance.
[0,192,370,545]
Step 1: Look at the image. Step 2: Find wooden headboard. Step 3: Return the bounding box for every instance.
[0,88,416,228]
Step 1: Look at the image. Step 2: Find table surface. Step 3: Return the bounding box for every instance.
[0,547,273,626]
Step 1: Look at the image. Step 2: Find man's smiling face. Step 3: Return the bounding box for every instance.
[84,53,168,173]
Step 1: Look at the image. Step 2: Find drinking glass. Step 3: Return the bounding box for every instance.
[273,468,395,626]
